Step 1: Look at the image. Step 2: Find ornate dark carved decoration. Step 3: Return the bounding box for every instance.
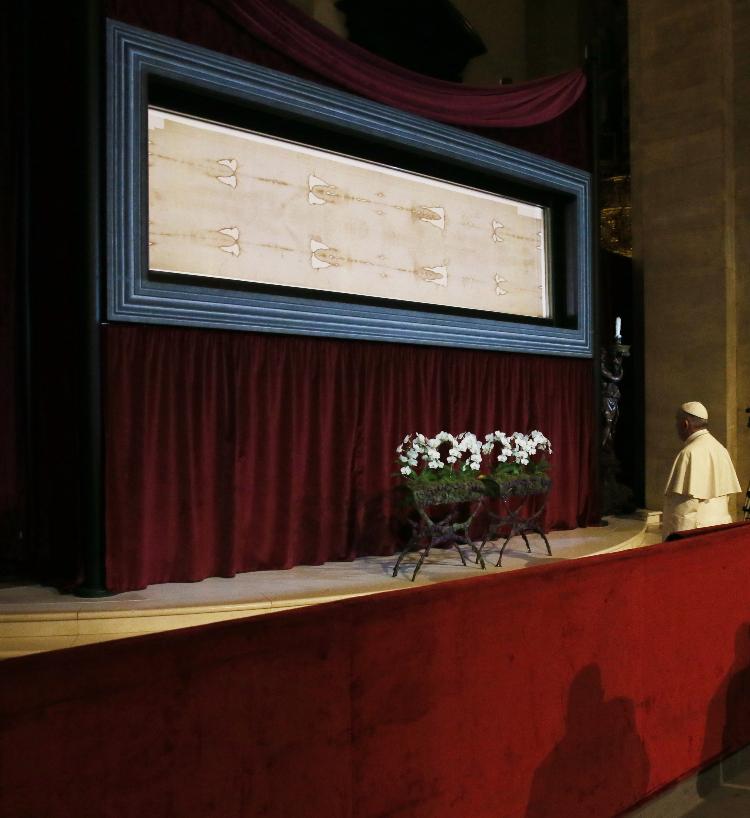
[600,174,632,257]
[601,340,629,450]
[335,0,486,83]
[600,336,635,514]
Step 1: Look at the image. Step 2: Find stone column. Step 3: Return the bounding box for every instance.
[630,0,750,511]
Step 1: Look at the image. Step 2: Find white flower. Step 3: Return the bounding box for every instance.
[398,428,550,481]
[457,432,477,450]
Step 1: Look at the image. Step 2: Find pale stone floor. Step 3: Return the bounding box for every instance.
[683,756,750,816]
[628,749,750,817]
[0,515,659,658]
[682,788,750,816]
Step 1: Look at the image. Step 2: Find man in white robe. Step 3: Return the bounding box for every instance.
[662,401,741,538]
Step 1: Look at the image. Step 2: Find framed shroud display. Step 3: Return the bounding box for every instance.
[107,21,593,357]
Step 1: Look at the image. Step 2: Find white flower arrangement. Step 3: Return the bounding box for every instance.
[396,429,552,484]
[397,431,479,478]
[483,429,552,466]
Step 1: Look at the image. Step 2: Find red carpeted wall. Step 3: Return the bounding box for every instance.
[3,527,750,817]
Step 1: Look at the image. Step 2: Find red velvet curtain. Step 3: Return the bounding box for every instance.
[106,325,594,592]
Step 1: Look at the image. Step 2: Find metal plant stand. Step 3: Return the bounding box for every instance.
[392,481,488,581]
[477,477,553,567]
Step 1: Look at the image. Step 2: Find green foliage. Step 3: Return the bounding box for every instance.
[527,457,550,476]
[491,462,524,482]
[396,465,483,486]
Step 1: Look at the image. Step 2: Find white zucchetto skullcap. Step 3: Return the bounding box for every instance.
[681,401,708,420]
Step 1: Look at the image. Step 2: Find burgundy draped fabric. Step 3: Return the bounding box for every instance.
[106,325,595,592]
[203,0,586,127]
[106,0,589,167]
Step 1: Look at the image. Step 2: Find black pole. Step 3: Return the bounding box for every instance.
[75,0,109,597]
[10,2,34,575]
[586,41,603,522]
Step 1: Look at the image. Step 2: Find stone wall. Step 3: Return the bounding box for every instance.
[630,0,750,510]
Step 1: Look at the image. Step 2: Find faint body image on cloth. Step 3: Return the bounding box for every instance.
[147,108,550,319]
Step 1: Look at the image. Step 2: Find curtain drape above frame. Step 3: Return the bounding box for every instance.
[106,0,591,168]
[204,0,587,127]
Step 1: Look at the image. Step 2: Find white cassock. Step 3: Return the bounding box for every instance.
[662,429,741,538]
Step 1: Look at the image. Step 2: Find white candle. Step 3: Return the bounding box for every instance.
[615,316,622,339]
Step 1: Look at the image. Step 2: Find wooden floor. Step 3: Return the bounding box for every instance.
[0,514,660,659]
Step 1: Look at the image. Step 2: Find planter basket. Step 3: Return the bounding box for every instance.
[407,479,488,507]
[485,474,552,497]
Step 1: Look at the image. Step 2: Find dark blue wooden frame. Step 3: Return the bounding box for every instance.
[106,20,593,357]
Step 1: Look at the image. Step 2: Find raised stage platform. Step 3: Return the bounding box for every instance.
[0,514,660,659]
